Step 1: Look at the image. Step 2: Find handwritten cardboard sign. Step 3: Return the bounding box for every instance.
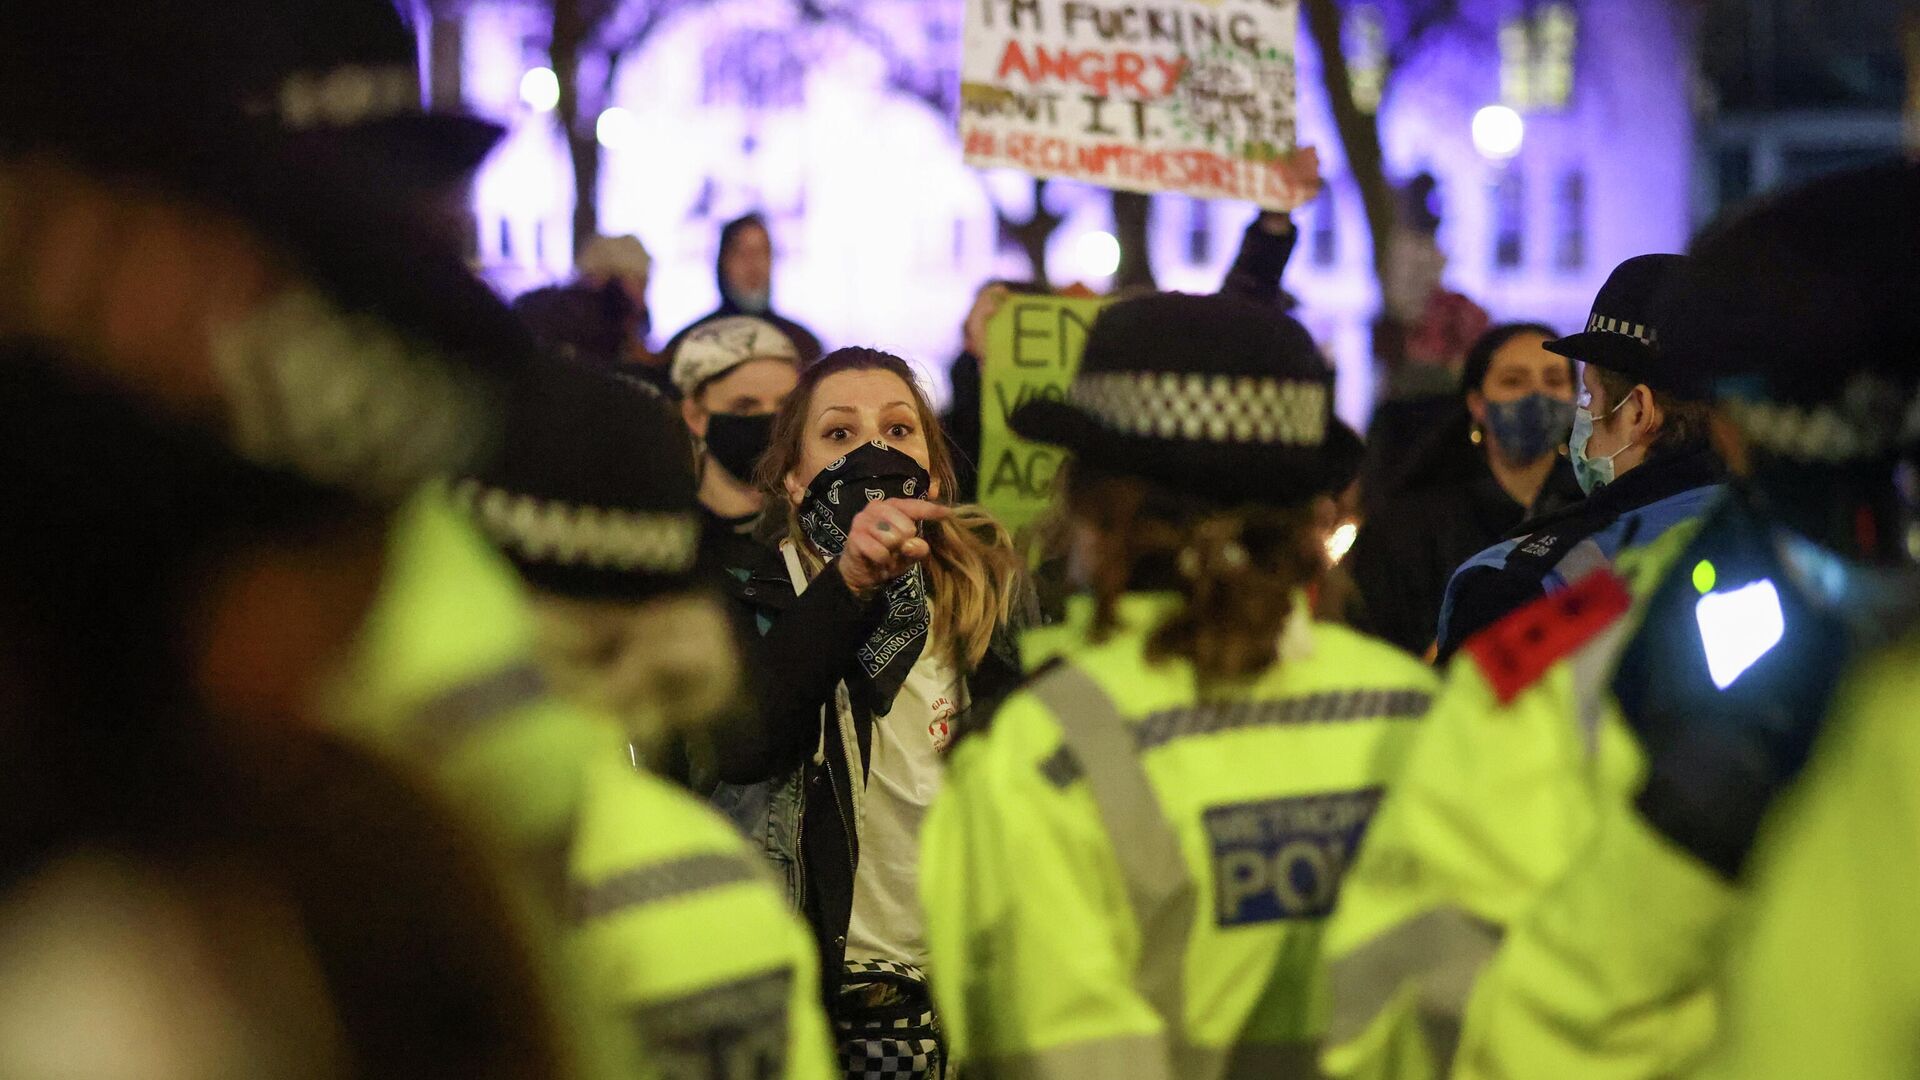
[978,294,1108,537]
[960,0,1308,209]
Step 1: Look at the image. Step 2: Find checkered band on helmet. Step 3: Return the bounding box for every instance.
[1067,371,1329,446]
[452,479,701,573]
[1722,375,1920,464]
[1585,313,1658,346]
[211,287,495,501]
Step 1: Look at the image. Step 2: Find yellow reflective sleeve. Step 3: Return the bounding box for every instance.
[569,759,837,1080]
[923,692,1171,1078]
[1321,657,1598,1080]
[1453,801,1730,1080]
[1695,659,1920,1080]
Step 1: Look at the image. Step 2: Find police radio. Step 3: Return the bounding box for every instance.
[1610,497,1856,877]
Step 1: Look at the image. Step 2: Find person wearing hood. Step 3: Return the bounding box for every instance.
[1431,255,1725,662]
[666,213,823,367]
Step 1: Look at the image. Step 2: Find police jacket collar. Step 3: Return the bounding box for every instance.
[1019,592,1316,674]
[1507,446,1724,543]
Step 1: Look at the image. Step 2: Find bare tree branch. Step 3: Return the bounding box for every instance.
[1303,0,1399,288]
[1387,0,1465,74]
[793,0,957,116]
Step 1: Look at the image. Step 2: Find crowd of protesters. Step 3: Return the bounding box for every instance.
[4,2,1920,1080]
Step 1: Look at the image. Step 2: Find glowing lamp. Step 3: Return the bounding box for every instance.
[1694,579,1785,690]
[520,67,560,113]
[596,107,641,150]
[1076,231,1121,279]
[1472,105,1526,161]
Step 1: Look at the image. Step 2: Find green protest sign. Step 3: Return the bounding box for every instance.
[977,294,1108,538]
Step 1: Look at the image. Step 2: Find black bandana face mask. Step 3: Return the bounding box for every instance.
[798,441,933,552]
[798,441,935,715]
[703,411,775,485]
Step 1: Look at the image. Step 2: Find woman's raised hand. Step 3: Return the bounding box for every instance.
[838,499,951,598]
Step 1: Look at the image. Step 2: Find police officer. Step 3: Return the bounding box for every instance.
[1322,162,1920,1080]
[1451,160,1920,1080]
[922,293,1437,1080]
[350,360,838,1080]
[1433,255,1725,661]
[2,4,828,1076]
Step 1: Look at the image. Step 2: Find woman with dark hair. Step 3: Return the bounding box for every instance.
[1344,322,1582,656]
[709,347,1028,1077]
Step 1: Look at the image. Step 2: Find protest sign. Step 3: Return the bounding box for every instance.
[978,293,1108,537]
[960,0,1310,210]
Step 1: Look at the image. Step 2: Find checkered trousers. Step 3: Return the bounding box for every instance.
[834,959,944,1080]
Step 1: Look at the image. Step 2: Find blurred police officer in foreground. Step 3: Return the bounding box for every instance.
[0,3,816,1077]
[923,293,1437,1080]
[451,360,836,1080]
[1324,161,1920,1080]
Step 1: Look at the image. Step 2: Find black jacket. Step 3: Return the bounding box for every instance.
[1432,446,1725,663]
[1346,454,1583,656]
[709,530,1025,990]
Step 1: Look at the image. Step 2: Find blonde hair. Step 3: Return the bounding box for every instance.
[757,348,1024,669]
[529,589,743,752]
[1066,467,1325,689]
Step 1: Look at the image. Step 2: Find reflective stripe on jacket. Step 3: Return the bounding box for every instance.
[339,489,835,1080]
[924,594,1435,1079]
[1320,524,1701,1080]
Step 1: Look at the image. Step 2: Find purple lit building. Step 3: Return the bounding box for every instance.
[443,0,1696,424]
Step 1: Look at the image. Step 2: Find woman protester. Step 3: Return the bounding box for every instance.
[1345,323,1582,656]
[921,293,1437,1078]
[712,347,1029,1079]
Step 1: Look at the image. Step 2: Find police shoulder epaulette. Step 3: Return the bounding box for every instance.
[1463,570,1633,705]
[944,657,1066,754]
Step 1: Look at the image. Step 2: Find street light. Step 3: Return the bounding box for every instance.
[1075,230,1121,279]
[1471,104,1526,161]
[596,107,641,150]
[520,67,560,113]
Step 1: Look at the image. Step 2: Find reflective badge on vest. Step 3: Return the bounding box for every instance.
[1206,788,1383,926]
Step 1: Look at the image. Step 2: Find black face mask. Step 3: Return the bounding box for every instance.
[703,412,775,485]
[797,441,934,715]
[797,441,933,554]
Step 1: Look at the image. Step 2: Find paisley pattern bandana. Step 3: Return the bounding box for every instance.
[798,441,933,716]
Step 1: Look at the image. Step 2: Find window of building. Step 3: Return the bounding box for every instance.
[1311,185,1338,269]
[1493,169,1526,271]
[1186,196,1212,265]
[1554,169,1586,271]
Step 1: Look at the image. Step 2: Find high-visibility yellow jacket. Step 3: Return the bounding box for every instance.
[1462,604,1920,1080]
[1320,524,1701,1080]
[1686,629,1920,1079]
[338,489,836,1080]
[922,594,1436,1080]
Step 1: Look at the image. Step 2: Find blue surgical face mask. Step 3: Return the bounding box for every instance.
[1482,393,1575,465]
[729,287,771,315]
[1570,396,1633,495]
